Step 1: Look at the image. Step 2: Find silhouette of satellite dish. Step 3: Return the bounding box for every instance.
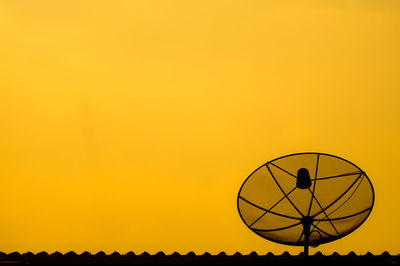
[237,152,374,255]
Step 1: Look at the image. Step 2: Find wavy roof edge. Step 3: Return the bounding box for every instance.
[1,251,396,256]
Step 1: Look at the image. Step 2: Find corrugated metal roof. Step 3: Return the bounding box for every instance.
[0,251,397,265]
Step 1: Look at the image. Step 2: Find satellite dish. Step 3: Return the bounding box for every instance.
[237,152,374,255]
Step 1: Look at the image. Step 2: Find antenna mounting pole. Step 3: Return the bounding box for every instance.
[302,216,312,257]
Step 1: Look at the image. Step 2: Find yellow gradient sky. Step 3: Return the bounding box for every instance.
[1,0,399,255]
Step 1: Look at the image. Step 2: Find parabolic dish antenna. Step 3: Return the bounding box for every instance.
[237,152,374,255]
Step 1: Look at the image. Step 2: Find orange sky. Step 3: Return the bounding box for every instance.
[0,0,399,255]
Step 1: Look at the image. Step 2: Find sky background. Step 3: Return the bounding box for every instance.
[0,0,399,255]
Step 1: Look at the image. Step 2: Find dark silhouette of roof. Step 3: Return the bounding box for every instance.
[346,251,357,257]
[265,252,275,258]
[330,252,340,257]
[37,251,49,256]
[125,251,135,256]
[65,251,77,256]
[380,251,390,258]
[0,251,396,265]
[110,251,121,256]
[280,251,291,258]
[95,251,105,256]
[313,251,323,257]
[364,251,374,257]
